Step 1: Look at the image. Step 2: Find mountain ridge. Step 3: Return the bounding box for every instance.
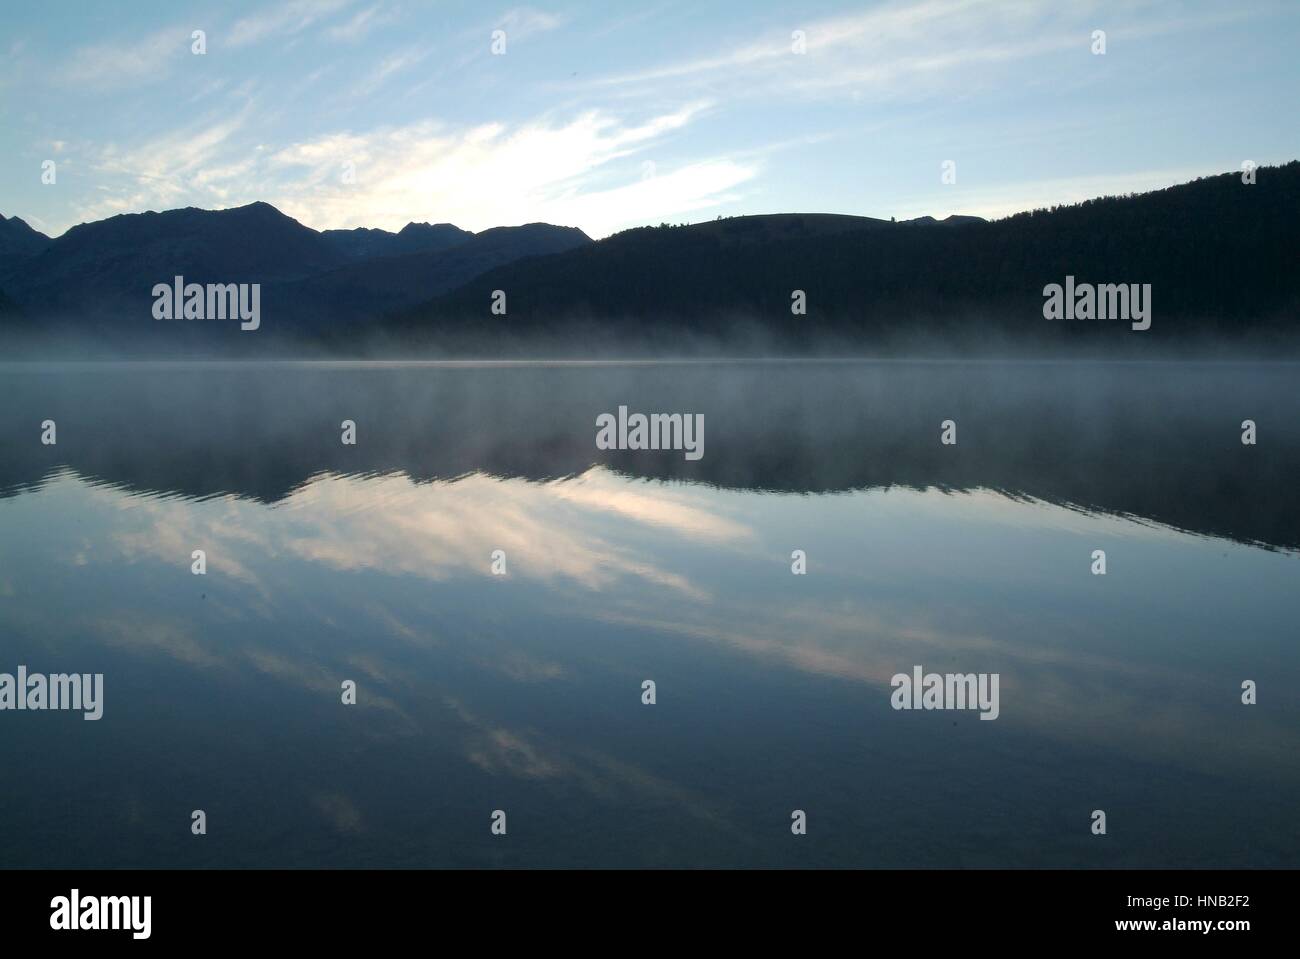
[383,161,1300,351]
[0,213,53,274]
[0,202,592,334]
[2,163,1297,354]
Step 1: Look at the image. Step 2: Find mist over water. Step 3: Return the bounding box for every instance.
[1,359,1297,867]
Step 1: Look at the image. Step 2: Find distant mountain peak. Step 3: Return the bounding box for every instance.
[0,213,53,260]
[398,220,463,234]
[323,220,473,259]
[0,213,48,234]
[230,200,285,216]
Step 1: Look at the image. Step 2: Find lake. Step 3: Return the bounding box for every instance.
[1,359,1297,867]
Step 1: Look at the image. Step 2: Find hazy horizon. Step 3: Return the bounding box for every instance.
[9,161,1292,241]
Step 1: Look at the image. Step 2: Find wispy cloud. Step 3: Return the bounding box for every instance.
[355,45,431,95]
[229,0,356,48]
[70,108,255,225]
[327,2,394,42]
[494,6,564,42]
[265,102,747,235]
[589,0,997,91]
[583,0,1227,103]
[50,97,751,237]
[62,25,191,89]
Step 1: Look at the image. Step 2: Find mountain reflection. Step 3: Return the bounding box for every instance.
[3,360,1299,550]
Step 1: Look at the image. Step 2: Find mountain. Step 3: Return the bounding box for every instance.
[669,212,897,242]
[2,162,1297,355]
[905,214,986,226]
[384,162,1300,351]
[0,202,344,315]
[0,203,590,346]
[0,213,51,256]
[0,214,52,274]
[632,212,978,245]
[267,223,591,333]
[320,222,472,260]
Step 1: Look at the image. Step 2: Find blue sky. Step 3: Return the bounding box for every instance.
[1,0,1297,238]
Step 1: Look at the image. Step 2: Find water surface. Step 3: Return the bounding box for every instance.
[1,360,1297,867]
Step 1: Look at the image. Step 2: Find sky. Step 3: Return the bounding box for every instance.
[1,0,1297,239]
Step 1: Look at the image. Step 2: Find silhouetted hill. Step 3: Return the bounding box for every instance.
[387,162,1300,351]
[266,223,591,332]
[2,163,1296,355]
[320,221,472,259]
[0,213,51,255]
[677,212,897,242]
[0,203,588,347]
[0,202,344,315]
[906,214,986,226]
[0,213,52,274]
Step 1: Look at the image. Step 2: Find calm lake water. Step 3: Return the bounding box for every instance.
[1,360,1297,868]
